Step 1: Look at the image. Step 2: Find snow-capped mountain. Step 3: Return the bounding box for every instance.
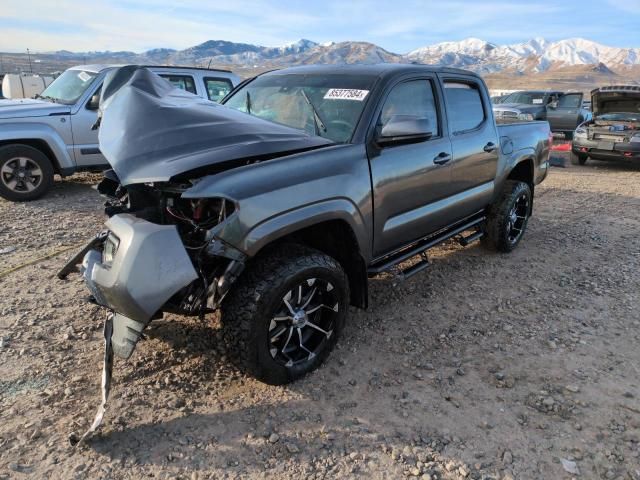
[407,37,640,73]
[36,37,640,74]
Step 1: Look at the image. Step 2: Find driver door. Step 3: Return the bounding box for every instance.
[547,93,584,132]
[369,77,455,257]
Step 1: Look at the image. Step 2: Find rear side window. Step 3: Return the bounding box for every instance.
[380,80,439,136]
[444,81,486,133]
[204,77,233,102]
[159,74,196,94]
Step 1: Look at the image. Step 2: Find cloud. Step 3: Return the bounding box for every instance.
[0,0,319,52]
[606,0,640,14]
[0,0,637,53]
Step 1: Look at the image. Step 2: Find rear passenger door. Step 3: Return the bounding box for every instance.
[442,77,499,219]
[369,76,456,257]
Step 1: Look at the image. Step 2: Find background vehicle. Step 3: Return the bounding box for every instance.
[0,65,240,201]
[1,73,54,99]
[572,85,640,165]
[67,65,551,395]
[493,90,590,137]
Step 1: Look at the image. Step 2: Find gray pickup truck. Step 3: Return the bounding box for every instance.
[493,90,591,137]
[60,65,550,440]
[0,65,240,201]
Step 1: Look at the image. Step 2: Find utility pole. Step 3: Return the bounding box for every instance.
[26,48,33,73]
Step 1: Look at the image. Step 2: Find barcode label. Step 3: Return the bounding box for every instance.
[324,89,369,101]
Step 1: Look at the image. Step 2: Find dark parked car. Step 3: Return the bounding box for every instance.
[572,85,640,165]
[493,90,591,137]
[59,65,551,442]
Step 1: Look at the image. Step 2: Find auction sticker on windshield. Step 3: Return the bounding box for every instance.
[78,71,92,82]
[324,89,369,101]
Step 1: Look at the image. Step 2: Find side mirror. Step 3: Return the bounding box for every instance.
[377,115,433,146]
[548,100,559,109]
[87,93,100,110]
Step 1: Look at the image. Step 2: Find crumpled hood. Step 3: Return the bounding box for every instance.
[0,98,70,119]
[98,66,334,186]
[591,86,640,117]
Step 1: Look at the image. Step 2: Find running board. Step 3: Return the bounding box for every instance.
[368,215,485,276]
[395,253,430,281]
[458,230,484,247]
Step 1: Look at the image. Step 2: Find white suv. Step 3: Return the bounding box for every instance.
[0,65,241,201]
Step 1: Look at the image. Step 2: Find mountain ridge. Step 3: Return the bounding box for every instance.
[11,37,640,76]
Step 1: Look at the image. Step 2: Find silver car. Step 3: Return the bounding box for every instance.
[0,65,241,201]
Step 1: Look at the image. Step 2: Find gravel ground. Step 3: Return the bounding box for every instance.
[0,160,639,480]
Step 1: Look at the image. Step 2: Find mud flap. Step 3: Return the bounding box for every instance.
[69,313,114,447]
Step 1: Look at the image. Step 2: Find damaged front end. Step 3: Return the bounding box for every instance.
[62,177,247,445]
[88,176,247,345]
[56,65,335,444]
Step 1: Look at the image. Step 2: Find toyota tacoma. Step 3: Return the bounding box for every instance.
[59,65,551,442]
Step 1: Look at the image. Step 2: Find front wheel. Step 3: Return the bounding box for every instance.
[482,180,532,253]
[222,245,349,385]
[0,144,54,201]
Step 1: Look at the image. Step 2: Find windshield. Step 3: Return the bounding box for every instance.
[502,92,547,105]
[596,112,640,122]
[223,73,375,143]
[40,69,98,105]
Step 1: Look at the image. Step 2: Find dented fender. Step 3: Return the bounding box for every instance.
[182,143,374,262]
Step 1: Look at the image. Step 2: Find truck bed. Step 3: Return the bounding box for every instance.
[496,120,551,186]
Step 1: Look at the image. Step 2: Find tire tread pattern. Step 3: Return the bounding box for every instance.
[221,244,348,385]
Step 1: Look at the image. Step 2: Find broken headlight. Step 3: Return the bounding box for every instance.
[102,232,120,266]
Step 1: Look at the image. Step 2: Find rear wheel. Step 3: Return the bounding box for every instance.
[482,180,532,253]
[0,145,54,201]
[221,245,349,385]
[570,152,588,165]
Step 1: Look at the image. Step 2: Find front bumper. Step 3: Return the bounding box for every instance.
[81,213,198,358]
[573,138,640,161]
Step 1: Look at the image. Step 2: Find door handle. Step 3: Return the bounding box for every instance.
[483,142,497,153]
[433,152,451,165]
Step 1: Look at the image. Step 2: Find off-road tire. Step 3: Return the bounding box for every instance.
[482,180,532,253]
[0,144,54,201]
[221,244,349,385]
[570,151,588,165]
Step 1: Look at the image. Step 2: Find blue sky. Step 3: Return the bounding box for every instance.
[1,0,639,53]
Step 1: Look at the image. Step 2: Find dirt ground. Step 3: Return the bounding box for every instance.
[0,159,639,480]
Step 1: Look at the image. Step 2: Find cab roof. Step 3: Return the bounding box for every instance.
[260,63,481,80]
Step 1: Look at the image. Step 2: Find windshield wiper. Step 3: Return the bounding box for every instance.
[300,89,327,136]
[245,91,252,115]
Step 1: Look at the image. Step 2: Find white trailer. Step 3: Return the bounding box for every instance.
[2,74,54,99]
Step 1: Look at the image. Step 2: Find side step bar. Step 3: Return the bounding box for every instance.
[458,230,484,247]
[368,215,485,277]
